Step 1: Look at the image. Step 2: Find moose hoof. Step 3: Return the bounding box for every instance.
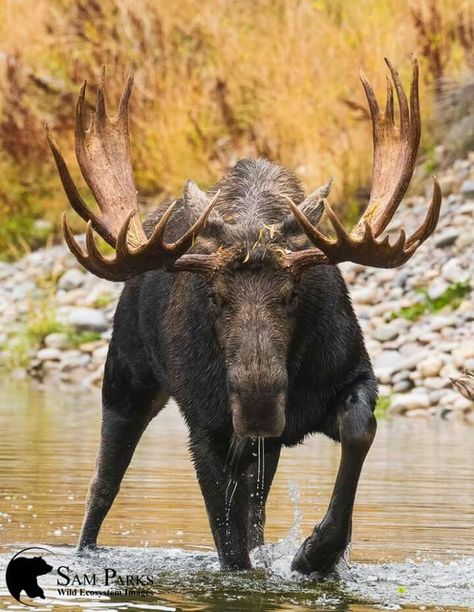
[291,531,347,576]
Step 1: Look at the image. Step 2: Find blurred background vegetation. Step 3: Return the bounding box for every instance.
[0,0,473,259]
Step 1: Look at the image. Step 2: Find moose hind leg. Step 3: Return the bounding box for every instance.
[292,379,377,575]
[78,346,168,550]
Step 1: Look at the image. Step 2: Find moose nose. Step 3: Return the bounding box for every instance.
[231,388,286,438]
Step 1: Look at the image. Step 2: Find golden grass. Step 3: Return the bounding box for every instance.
[0,0,472,253]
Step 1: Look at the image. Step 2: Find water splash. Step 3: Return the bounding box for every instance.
[1,545,472,611]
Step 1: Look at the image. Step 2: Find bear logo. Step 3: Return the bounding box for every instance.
[5,547,53,605]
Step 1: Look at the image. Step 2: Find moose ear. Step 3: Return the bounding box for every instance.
[280,178,333,233]
[183,180,223,228]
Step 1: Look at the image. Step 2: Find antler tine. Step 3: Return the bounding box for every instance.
[95,66,107,124]
[47,126,116,247]
[385,76,394,124]
[384,57,409,133]
[168,190,221,253]
[405,177,442,249]
[116,69,134,122]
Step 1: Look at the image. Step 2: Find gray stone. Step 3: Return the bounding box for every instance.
[351,286,379,305]
[452,344,474,368]
[92,345,109,364]
[11,281,36,301]
[460,179,474,197]
[44,333,71,350]
[36,348,62,361]
[427,278,449,300]
[391,391,430,411]
[373,351,405,383]
[373,322,399,342]
[442,258,469,283]
[434,229,459,248]
[393,379,413,393]
[66,307,108,332]
[58,269,86,290]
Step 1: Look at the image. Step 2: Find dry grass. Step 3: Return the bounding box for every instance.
[0,0,472,255]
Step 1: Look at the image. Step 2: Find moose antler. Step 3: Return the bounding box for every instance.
[47,68,220,280]
[284,57,442,272]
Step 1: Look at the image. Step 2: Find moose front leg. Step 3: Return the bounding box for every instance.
[190,432,259,570]
[292,382,377,575]
[245,439,281,551]
[78,345,167,550]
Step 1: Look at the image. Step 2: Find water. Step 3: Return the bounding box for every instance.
[0,379,473,611]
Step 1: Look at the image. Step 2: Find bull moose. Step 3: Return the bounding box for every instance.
[47,57,441,574]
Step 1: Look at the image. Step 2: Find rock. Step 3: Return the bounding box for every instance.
[44,332,71,350]
[58,268,86,290]
[417,357,443,378]
[373,322,399,342]
[440,364,461,380]
[453,396,473,411]
[429,315,457,332]
[424,376,448,390]
[405,408,431,418]
[92,345,108,364]
[438,175,458,196]
[434,229,459,248]
[351,286,379,305]
[460,179,474,197]
[11,281,36,301]
[373,351,405,383]
[36,348,62,361]
[438,389,462,405]
[393,379,413,393]
[426,278,449,301]
[79,340,104,354]
[66,307,108,332]
[391,391,430,412]
[452,344,474,368]
[441,258,469,283]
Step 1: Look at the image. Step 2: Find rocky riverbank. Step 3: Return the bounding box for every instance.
[0,155,473,419]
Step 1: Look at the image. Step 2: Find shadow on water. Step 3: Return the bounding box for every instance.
[0,379,473,611]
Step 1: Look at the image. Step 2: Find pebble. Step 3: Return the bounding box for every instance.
[434,229,459,248]
[452,345,474,368]
[351,286,380,305]
[460,179,474,197]
[36,348,62,362]
[58,269,86,290]
[373,322,400,342]
[417,357,443,378]
[66,307,108,332]
[44,333,71,350]
[442,258,469,283]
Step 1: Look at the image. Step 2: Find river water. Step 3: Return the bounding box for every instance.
[0,379,473,611]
